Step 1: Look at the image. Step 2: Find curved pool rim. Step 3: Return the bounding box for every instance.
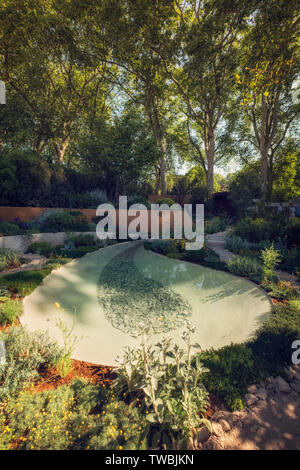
[22,241,271,366]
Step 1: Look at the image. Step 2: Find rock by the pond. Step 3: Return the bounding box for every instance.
[248,384,257,394]
[275,376,291,394]
[290,381,300,394]
[245,393,259,406]
[256,388,268,400]
[219,419,231,432]
[195,425,212,443]
[212,422,223,437]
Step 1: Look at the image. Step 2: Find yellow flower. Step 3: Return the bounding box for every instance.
[54,302,60,309]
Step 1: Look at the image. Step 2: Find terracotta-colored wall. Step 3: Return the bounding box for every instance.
[0,206,187,228]
[0,206,98,223]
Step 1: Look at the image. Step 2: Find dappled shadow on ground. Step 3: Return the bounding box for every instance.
[201,277,266,304]
[206,390,300,450]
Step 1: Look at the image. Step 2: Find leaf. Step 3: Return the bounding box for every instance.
[146,413,157,423]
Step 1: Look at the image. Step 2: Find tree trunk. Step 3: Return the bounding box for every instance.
[260,147,269,199]
[160,154,167,195]
[204,125,215,196]
[155,166,160,194]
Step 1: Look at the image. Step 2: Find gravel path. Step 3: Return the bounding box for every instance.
[206,231,234,262]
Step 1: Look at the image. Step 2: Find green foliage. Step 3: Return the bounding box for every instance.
[261,244,282,281]
[41,212,90,233]
[232,216,300,247]
[0,151,50,207]
[200,301,300,410]
[250,302,300,365]
[155,198,177,206]
[226,234,270,254]
[205,217,227,234]
[145,240,227,270]
[88,398,148,451]
[114,323,210,449]
[0,222,22,236]
[0,326,62,401]
[226,255,263,280]
[68,234,95,248]
[59,246,98,259]
[0,299,23,326]
[0,260,73,295]
[228,164,261,215]
[261,280,299,301]
[199,344,267,411]
[27,242,53,257]
[55,318,79,378]
[0,249,22,272]
[0,379,108,450]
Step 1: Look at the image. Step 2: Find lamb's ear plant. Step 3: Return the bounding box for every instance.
[114,322,210,450]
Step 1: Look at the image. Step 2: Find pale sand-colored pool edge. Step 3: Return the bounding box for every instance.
[21,241,271,366]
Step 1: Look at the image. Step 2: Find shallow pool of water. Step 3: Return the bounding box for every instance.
[22,242,270,365]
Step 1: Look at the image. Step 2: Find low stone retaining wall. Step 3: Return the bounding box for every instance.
[0,232,97,253]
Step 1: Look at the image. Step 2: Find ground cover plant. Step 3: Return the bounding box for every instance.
[0,249,23,272]
[144,239,227,271]
[204,217,227,235]
[0,298,23,326]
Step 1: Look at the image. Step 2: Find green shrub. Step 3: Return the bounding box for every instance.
[41,212,90,232]
[232,216,300,246]
[225,234,270,254]
[0,380,148,450]
[199,344,268,411]
[154,198,177,206]
[250,302,300,365]
[285,218,300,247]
[46,256,73,270]
[69,234,95,247]
[227,255,263,279]
[261,244,282,281]
[0,221,22,236]
[261,280,299,300]
[0,249,22,272]
[0,268,52,296]
[59,246,98,258]
[0,299,23,326]
[27,241,53,256]
[232,217,271,243]
[0,326,62,401]
[205,217,227,235]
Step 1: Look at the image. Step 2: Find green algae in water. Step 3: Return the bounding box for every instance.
[97,245,192,335]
